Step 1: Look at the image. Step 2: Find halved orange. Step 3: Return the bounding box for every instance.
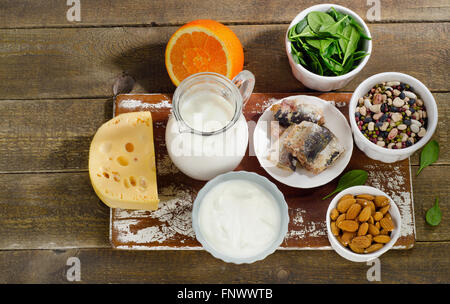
[165,19,244,86]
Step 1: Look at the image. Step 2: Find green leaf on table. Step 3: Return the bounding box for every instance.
[417,140,440,175]
[322,169,368,200]
[426,198,442,226]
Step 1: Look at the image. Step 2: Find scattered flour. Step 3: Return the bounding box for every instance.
[113,184,195,245]
[119,98,172,110]
[365,164,415,238]
[286,207,328,241]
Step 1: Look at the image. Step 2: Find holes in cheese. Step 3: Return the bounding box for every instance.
[89,111,159,211]
[125,142,134,152]
[129,176,136,187]
[117,156,129,166]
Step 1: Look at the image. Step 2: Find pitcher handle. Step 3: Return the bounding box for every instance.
[232,70,255,107]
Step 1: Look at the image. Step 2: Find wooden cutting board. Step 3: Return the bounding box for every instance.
[110,93,415,250]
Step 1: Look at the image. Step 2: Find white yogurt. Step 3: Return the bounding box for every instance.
[198,179,281,259]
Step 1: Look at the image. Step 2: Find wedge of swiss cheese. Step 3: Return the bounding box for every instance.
[89,111,159,210]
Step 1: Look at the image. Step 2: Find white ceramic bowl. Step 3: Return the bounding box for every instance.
[192,171,289,264]
[326,186,402,262]
[349,72,438,163]
[285,4,372,91]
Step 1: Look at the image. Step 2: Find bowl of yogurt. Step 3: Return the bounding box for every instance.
[192,171,289,264]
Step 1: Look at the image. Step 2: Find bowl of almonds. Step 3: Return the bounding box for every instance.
[326,185,401,262]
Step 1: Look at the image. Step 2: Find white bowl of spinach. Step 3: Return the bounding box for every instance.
[286,4,372,91]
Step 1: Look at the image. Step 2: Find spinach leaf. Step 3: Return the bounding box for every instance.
[289,7,369,76]
[307,11,335,33]
[295,18,308,35]
[305,38,322,49]
[322,169,368,200]
[329,7,347,22]
[341,53,355,74]
[307,51,323,75]
[291,24,316,38]
[319,38,334,55]
[320,54,344,75]
[426,198,442,226]
[340,25,360,65]
[417,140,440,175]
[348,16,371,40]
[319,15,348,36]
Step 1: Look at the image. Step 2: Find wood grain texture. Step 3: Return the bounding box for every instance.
[0,98,112,172]
[0,165,447,250]
[0,242,449,283]
[0,0,449,29]
[0,172,110,250]
[0,23,449,99]
[0,93,447,174]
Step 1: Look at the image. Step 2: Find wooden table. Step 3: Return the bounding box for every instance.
[0,0,448,284]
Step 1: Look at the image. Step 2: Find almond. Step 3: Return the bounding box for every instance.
[374,211,383,221]
[337,235,347,247]
[340,194,354,201]
[380,205,390,215]
[346,204,362,220]
[368,223,380,236]
[337,220,359,232]
[375,221,381,229]
[380,229,389,235]
[330,208,339,221]
[357,194,375,201]
[373,235,391,243]
[380,217,395,231]
[337,198,356,213]
[341,231,355,246]
[336,213,346,226]
[349,242,365,254]
[357,199,376,215]
[364,243,383,253]
[374,196,390,207]
[331,221,339,236]
[358,206,371,222]
[357,222,369,236]
[351,235,372,248]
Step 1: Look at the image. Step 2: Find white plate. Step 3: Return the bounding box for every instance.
[253,95,353,188]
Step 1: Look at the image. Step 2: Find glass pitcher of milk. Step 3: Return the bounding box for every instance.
[165,71,255,181]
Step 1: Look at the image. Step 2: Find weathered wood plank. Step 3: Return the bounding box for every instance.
[0,165,447,250]
[0,98,112,173]
[411,165,450,242]
[0,93,447,174]
[0,23,448,99]
[0,242,449,283]
[0,172,110,250]
[0,0,449,29]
